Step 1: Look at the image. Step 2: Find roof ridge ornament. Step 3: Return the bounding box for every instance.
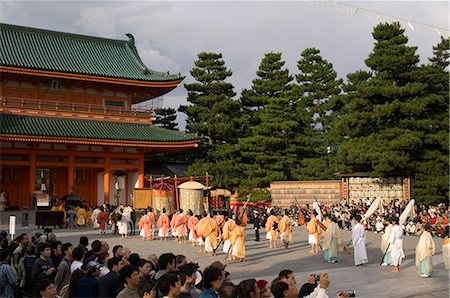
[126,33,149,74]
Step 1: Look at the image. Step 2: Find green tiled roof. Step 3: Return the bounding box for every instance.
[0,23,183,82]
[0,114,197,143]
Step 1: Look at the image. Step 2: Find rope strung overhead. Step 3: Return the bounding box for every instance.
[303,0,449,37]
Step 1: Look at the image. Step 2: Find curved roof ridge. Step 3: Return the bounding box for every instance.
[1,23,126,46]
[0,22,184,83]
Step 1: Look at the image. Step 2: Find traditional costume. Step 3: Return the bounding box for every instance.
[76,207,86,226]
[389,224,405,270]
[323,221,343,263]
[416,229,435,277]
[222,218,237,256]
[265,214,279,248]
[205,217,220,255]
[381,224,393,266]
[278,215,293,249]
[91,207,101,229]
[175,212,188,241]
[187,215,199,245]
[96,209,108,233]
[170,212,179,238]
[307,217,320,250]
[230,225,246,261]
[157,212,170,239]
[351,222,368,266]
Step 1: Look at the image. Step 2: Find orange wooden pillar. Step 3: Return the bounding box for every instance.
[67,148,75,193]
[104,150,111,204]
[29,147,36,198]
[138,153,144,188]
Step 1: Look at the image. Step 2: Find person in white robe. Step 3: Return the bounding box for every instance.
[118,206,132,238]
[389,218,405,273]
[323,216,344,263]
[351,215,368,266]
[415,223,435,277]
[380,218,393,266]
[91,206,101,230]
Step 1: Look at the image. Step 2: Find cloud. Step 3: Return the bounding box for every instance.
[76,7,117,37]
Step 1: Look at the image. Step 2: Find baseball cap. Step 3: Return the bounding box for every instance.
[85,260,102,271]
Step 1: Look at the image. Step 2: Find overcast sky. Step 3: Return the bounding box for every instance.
[1,1,448,129]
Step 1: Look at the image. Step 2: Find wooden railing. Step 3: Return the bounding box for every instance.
[0,96,154,118]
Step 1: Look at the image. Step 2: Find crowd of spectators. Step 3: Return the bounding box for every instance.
[0,231,353,298]
[256,199,448,238]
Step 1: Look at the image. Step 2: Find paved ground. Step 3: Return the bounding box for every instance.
[1,211,448,298]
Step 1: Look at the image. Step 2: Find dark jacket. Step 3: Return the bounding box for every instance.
[98,270,121,298]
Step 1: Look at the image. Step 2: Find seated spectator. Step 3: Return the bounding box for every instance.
[153,253,176,282]
[298,274,318,297]
[200,266,224,298]
[302,272,330,298]
[0,249,17,298]
[218,281,236,298]
[238,278,260,298]
[36,279,58,298]
[98,256,126,298]
[257,279,271,298]
[138,258,152,281]
[75,261,101,297]
[113,245,124,258]
[158,272,182,298]
[31,242,56,283]
[137,279,155,298]
[129,253,141,267]
[70,247,84,273]
[179,262,201,298]
[405,221,417,236]
[117,264,140,298]
[84,240,101,262]
[176,254,187,270]
[98,252,110,277]
[77,236,89,253]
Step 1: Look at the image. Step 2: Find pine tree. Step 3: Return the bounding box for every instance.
[410,37,449,203]
[238,52,296,189]
[179,52,241,186]
[291,48,342,180]
[335,23,432,196]
[154,107,178,130]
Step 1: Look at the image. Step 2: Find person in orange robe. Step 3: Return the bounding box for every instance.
[307,211,321,254]
[278,209,293,250]
[265,211,279,248]
[239,207,248,226]
[146,207,155,240]
[298,210,305,226]
[86,207,93,227]
[230,219,246,262]
[187,210,199,246]
[96,206,109,234]
[194,212,211,253]
[175,209,188,243]
[138,212,147,240]
[222,217,237,259]
[157,208,170,240]
[214,211,225,229]
[205,215,221,256]
[170,211,179,240]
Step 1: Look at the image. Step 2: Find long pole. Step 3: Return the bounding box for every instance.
[379,243,390,266]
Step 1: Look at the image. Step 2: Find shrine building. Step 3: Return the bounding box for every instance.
[0,23,198,208]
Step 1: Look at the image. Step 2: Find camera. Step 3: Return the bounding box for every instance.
[312,274,320,282]
[338,290,356,297]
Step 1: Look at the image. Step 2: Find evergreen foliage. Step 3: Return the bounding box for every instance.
[291,48,342,180]
[179,52,241,186]
[154,107,178,130]
[238,52,296,189]
[409,36,449,203]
